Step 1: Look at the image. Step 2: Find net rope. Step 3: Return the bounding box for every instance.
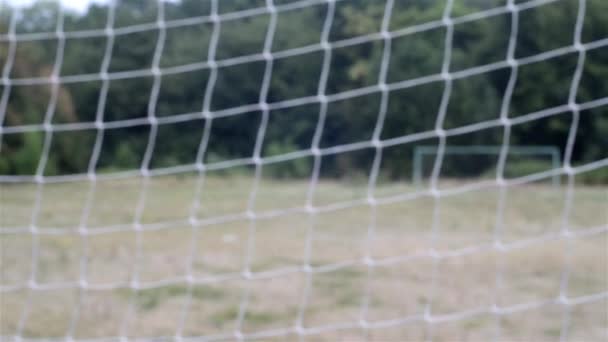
[0,0,607,340]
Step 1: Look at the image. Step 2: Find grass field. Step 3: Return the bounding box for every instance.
[1,173,607,341]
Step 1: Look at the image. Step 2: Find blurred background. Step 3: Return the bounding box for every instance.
[1,0,606,184]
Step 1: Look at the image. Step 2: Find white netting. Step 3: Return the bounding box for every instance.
[1,0,607,341]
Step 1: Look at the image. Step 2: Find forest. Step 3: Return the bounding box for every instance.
[0,0,607,183]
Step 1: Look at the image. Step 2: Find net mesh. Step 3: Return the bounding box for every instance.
[1,0,607,340]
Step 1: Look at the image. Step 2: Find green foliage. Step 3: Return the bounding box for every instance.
[577,168,608,185]
[2,132,44,175]
[115,142,140,170]
[264,142,311,179]
[482,159,558,180]
[505,160,557,179]
[1,0,607,183]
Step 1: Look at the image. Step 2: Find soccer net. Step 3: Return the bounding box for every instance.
[1,0,607,340]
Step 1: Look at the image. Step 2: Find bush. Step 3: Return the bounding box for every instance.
[503,159,558,178]
[481,159,558,181]
[576,167,608,185]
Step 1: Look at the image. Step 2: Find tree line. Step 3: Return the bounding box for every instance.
[0,0,607,183]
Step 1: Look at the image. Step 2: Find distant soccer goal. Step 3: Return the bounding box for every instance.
[1,0,607,341]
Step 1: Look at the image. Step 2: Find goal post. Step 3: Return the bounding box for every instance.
[412,145,562,187]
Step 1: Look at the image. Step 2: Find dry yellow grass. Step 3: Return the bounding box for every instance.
[1,174,607,341]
